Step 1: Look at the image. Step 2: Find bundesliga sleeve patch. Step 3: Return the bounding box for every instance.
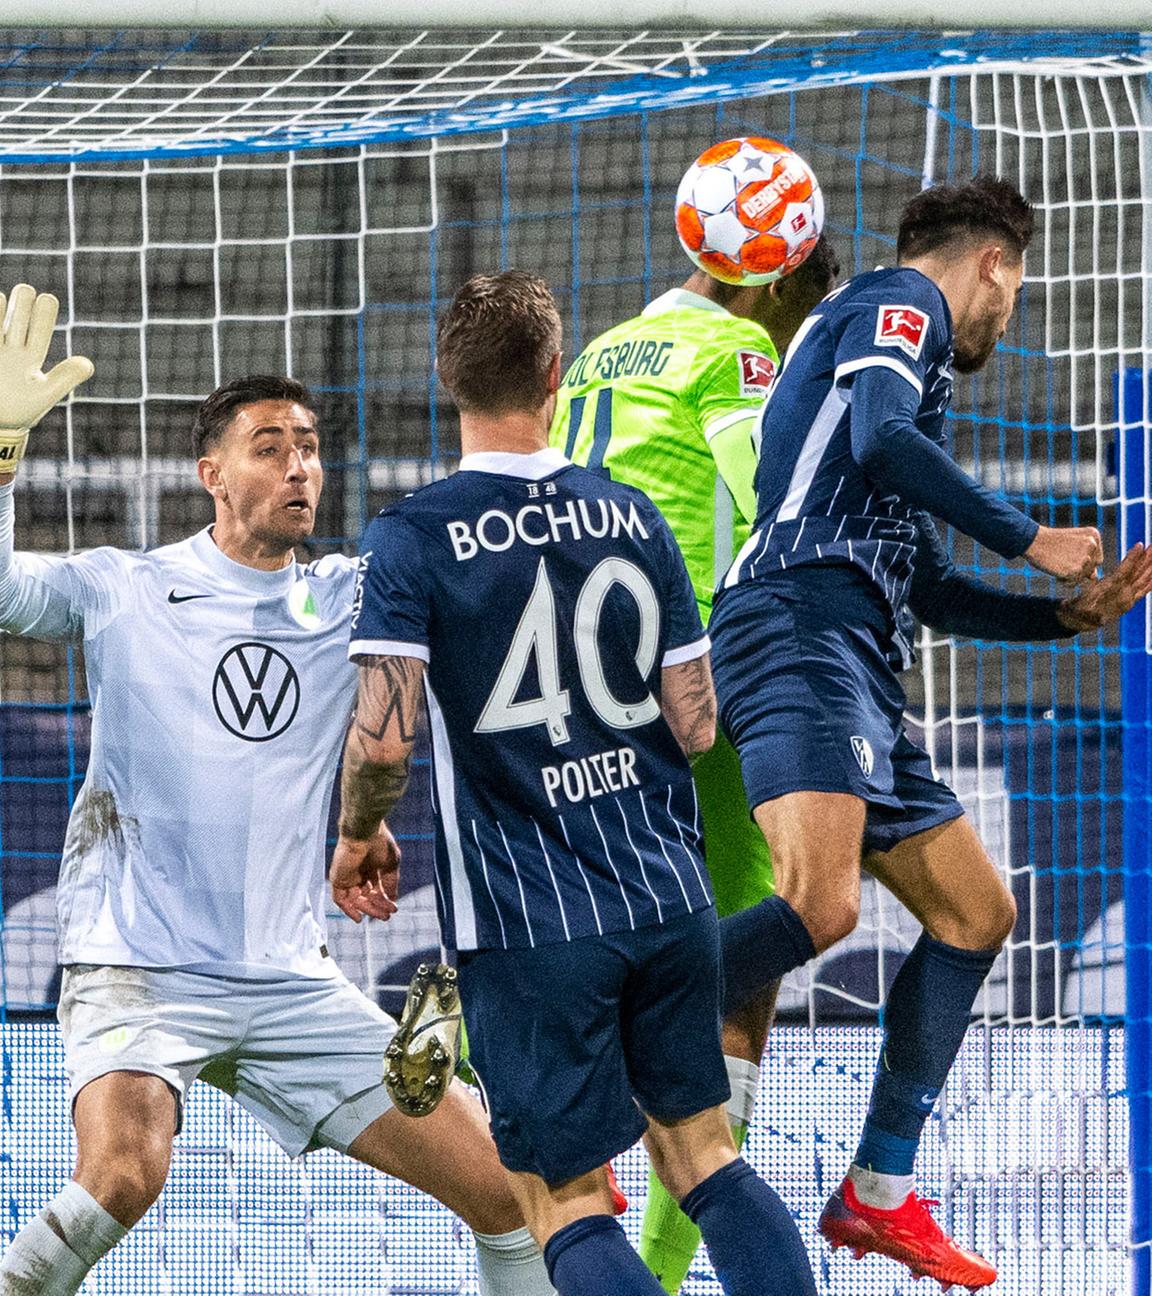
[874,306,929,360]
[738,349,777,396]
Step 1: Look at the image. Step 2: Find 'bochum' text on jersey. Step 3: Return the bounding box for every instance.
[725,267,954,626]
[350,448,713,953]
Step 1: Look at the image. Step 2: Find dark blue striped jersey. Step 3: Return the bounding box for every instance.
[723,266,1036,662]
[726,269,953,617]
[350,448,713,953]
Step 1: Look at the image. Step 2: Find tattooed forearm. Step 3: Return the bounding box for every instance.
[339,739,411,841]
[660,653,717,759]
[339,654,426,841]
[355,656,423,745]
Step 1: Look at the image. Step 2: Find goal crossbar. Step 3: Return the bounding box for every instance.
[0,29,1147,164]
[3,2,1151,28]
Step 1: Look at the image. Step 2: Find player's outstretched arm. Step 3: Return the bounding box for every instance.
[849,365,1038,560]
[0,285,96,640]
[0,283,93,481]
[660,652,717,760]
[910,515,1152,641]
[1022,523,1104,584]
[331,654,425,923]
[852,366,1107,586]
[1055,541,1152,630]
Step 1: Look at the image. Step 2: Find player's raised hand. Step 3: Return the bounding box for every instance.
[0,284,93,476]
[1057,542,1152,631]
[1024,523,1104,583]
[330,824,401,923]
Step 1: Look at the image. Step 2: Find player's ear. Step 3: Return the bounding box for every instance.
[547,351,563,395]
[197,455,227,501]
[979,242,1006,287]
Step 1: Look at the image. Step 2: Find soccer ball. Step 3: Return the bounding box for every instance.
[675,137,824,285]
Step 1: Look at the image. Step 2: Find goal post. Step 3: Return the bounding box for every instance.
[0,25,1148,1296]
[3,1,1151,24]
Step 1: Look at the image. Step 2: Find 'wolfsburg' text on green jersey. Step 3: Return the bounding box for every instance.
[550,288,779,619]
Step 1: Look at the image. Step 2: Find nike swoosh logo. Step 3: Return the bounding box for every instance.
[167,590,213,604]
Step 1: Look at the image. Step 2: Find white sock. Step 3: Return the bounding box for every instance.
[473,1225,556,1296]
[0,1182,128,1295]
[724,1055,760,1132]
[848,1163,916,1212]
[0,1214,90,1295]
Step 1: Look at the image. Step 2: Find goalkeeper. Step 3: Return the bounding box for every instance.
[549,227,839,1293]
[0,286,554,1296]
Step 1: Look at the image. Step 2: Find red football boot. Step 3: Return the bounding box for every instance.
[819,1177,996,1292]
[605,1163,628,1215]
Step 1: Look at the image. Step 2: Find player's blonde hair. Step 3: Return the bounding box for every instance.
[436,270,562,415]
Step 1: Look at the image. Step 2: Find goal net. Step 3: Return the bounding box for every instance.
[0,25,1148,1296]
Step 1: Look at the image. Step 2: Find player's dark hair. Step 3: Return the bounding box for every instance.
[192,375,315,458]
[780,234,840,301]
[704,234,839,307]
[897,174,1034,263]
[437,270,562,415]
[704,279,741,307]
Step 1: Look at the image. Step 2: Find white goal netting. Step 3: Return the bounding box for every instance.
[0,26,1149,1296]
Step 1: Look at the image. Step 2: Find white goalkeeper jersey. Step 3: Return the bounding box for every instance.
[0,484,359,977]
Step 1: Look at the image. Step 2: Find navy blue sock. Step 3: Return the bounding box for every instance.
[719,895,816,1015]
[855,932,999,1175]
[681,1158,816,1296]
[544,1214,666,1296]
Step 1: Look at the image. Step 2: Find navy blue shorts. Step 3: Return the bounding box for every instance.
[710,570,964,856]
[456,908,729,1185]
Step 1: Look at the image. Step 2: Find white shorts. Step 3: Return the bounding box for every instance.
[58,964,398,1157]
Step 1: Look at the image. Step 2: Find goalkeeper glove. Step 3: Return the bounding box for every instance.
[0,284,93,475]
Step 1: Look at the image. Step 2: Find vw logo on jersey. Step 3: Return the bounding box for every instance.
[212,642,301,742]
[850,735,874,779]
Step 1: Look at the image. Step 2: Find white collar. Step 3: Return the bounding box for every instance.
[642,288,730,318]
[457,447,571,481]
[192,527,297,595]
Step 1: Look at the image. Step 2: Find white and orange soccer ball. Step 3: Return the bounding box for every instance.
[675,137,824,285]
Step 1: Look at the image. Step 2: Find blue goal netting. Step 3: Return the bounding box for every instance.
[0,27,1149,1296]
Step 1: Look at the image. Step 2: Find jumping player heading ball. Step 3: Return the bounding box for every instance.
[710,174,1152,1291]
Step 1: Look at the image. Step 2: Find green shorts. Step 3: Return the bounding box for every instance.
[693,730,775,917]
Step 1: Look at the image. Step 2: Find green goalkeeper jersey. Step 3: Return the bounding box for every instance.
[549,288,779,620]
